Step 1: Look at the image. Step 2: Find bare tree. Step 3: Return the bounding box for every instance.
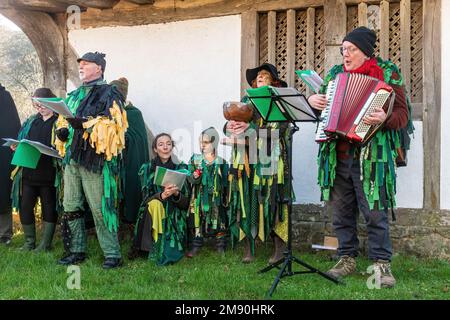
[0,26,43,121]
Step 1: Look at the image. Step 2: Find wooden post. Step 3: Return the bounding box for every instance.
[286,9,296,87]
[241,11,259,97]
[324,0,347,74]
[358,2,368,27]
[268,11,277,65]
[423,0,441,210]
[379,0,389,60]
[306,7,316,97]
[400,0,411,94]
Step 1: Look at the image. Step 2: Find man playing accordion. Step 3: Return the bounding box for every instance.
[308,27,410,288]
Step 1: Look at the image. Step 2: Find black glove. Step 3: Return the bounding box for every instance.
[56,128,69,142]
[66,117,87,129]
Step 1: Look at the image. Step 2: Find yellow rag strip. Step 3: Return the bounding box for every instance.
[82,102,129,161]
[238,176,246,218]
[148,199,166,242]
[274,205,288,243]
[258,204,265,241]
[10,166,20,180]
[55,115,68,157]
[239,228,246,241]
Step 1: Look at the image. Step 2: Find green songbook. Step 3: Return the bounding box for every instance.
[11,142,41,169]
[3,138,62,169]
[153,166,189,190]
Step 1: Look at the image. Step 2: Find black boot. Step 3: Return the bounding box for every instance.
[57,252,86,265]
[186,237,203,258]
[215,237,227,254]
[35,222,56,252]
[20,224,36,251]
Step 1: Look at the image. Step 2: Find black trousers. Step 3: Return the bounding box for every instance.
[330,158,392,262]
[19,183,57,225]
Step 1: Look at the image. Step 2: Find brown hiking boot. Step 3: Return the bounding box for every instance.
[372,260,396,288]
[242,238,254,263]
[268,235,285,265]
[326,255,356,279]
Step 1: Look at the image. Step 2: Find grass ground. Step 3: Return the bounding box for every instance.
[0,233,449,300]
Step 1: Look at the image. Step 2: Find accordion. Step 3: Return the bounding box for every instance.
[315,72,395,145]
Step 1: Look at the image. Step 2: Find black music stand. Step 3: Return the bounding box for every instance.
[246,86,341,298]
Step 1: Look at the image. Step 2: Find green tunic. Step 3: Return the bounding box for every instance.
[188,154,229,237]
[317,57,414,211]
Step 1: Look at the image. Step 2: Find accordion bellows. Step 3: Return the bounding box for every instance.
[316,72,395,145]
[223,101,254,122]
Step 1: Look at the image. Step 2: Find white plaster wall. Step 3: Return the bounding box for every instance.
[441,0,450,210]
[396,121,423,208]
[69,15,241,162]
[68,14,424,208]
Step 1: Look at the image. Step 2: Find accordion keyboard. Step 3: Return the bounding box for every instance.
[315,80,336,142]
[354,90,391,139]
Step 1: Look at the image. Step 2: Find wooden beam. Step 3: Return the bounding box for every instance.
[255,0,324,11]
[422,0,441,210]
[286,9,296,87]
[324,0,347,74]
[125,0,155,4]
[358,2,368,27]
[53,0,119,10]
[0,0,69,13]
[76,0,325,28]
[400,0,411,94]
[379,0,390,60]
[241,11,259,97]
[305,7,315,96]
[267,11,277,65]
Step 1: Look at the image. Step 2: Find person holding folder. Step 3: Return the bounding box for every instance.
[10,88,59,251]
[225,63,290,264]
[54,52,127,269]
[130,133,190,265]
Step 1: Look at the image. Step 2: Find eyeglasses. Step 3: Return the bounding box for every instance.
[32,102,45,109]
[340,46,359,55]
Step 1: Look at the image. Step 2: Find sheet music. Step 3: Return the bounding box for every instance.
[270,87,318,121]
[32,97,74,118]
[20,139,62,158]
[296,70,324,94]
[2,138,61,158]
[154,166,187,190]
[2,138,19,147]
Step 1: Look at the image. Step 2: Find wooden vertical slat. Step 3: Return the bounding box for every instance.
[306,7,316,96]
[286,9,296,87]
[241,11,259,97]
[423,0,441,210]
[358,2,368,27]
[324,0,347,73]
[379,0,390,60]
[400,0,411,94]
[268,11,277,65]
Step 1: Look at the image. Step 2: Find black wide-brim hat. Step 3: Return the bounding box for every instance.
[246,63,288,87]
